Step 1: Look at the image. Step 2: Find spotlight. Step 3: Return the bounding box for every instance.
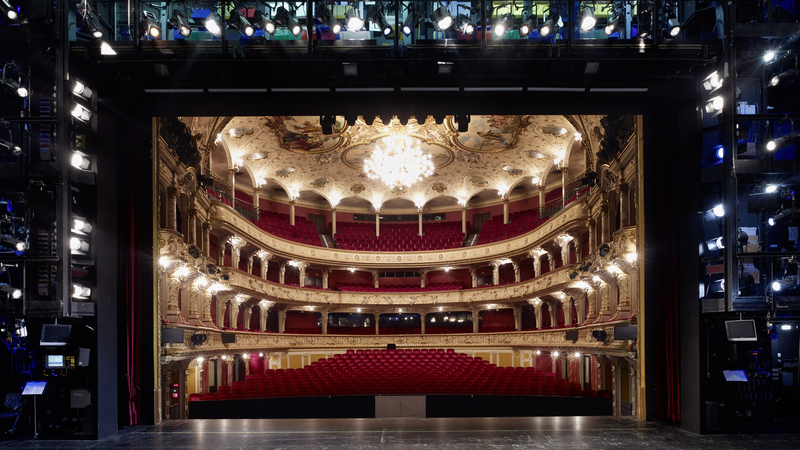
[345,7,364,32]
[430,4,453,31]
[703,204,725,222]
[604,4,624,36]
[142,11,161,38]
[574,351,581,358]
[636,0,655,38]
[1,235,25,252]
[663,1,680,37]
[702,71,723,92]
[579,6,597,32]
[535,350,541,355]
[254,10,276,35]
[705,236,724,251]
[764,51,776,62]
[204,11,222,36]
[402,4,422,36]
[275,7,301,37]
[455,14,474,35]
[781,324,792,331]
[598,243,611,257]
[190,333,207,346]
[766,132,799,151]
[0,284,21,299]
[368,5,392,36]
[765,184,777,193]
[71,152,91,171]
[1,0,17,20]
[539,14,562,37]
[772,280,781,291]
[70,237,90,254]
[769,69,797,87]
[714,145,724,160]
[704,96,724,114]
[229,10,255,37]
[519,15,535,37]
[0,138,21,156]
[667,16,681,37]
[552,351,560,357]
[169,10,192,37]
[493,13,513,36]
[768,217,775,226]
[71,218,93,234]
[72,81,94,101]
[71,104,92,122]
[316,4,342,35]
[72,284,91,299]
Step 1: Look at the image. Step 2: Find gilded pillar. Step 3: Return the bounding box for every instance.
[187,208,197,245]
[277,309,287,333]
[202,222,211,257]
[256,250,271,279]
[502,197,509,224]
[165,274,183,323]
[279,261,287,284]
[321,310,329,335]
[594,279,612,323]
[469,266,478,288]
[201,290,214,327]
[167,187,178,231]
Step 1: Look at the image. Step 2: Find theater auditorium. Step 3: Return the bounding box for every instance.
[0,1,799,448]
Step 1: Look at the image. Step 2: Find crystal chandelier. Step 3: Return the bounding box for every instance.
[363,130,434,188]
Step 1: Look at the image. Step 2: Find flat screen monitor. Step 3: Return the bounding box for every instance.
[40,324,71,346]
[46,355,64,369]
[22,380,47,395]
[725,319,758,342]
[723,370,749,382]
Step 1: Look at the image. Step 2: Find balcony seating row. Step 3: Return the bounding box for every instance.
[475,210,548,246]
[425,326,473,334]
[252,211,323,247]
[327,327,376,335]
[195,349,608,399]
[336,282,463,292]
[335,221,464,252]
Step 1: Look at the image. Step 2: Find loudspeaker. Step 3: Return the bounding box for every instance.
[222,334,236,344]
[77,348,90,367]
[614,325,638,340]
[565,330,579,341]
[161,328,184,344]
[387,343,397,350]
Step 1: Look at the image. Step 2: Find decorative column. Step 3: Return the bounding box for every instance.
[513,306,522,331]
[418,211,423,236]
[546,251,555,271]
[226,358,234,387]
[529,248,546,277]
[575,290,586,325]
[167,186,178,231]
[511,258,520,283]
[252,186,261,212]
[538,189,546,211]
[600,199,610,243]
[469,266,478,288]
[277,309,287,333]
[472,307,480,333]
[279,261,287,284]
[229,296,241,330]
[594,279,612,322]
[375,209,380,237]
[321,309,329,334]
[419,269,429,288]
[244,356,250,376]
[619,183,630,227]
[321,268,330,290]
[611,360,618,415]
[562,167,570,199]
[246,252,255,275]
[256,250,271,279]
[331,206,337,235]
[420,311,426,334]
[570,232,583,262]
[216,240,226,266]
[165,273,183,323]
[561,296,572,326]
[228,236,246,270]
[556,235,573,266]
[490,260,501,285]
[186,284,201,325]
[297,262,309,287]
[202,222,211,257]
[629,366,637,417]
[258,300,273,332]
[461,205,467,234]
[228,168,237,210]
[584,288,597,325]
[587,218,596,252]
[372,270,379,288]
[163,368,173,420]
[242,303,253,331]
[187,208,197,245]
[528,298,543,329]
[374,313,380,335]
[201,290,214,327]
[549,301,558,328]
[613,272,632,320]
[289,199,296,226]
[215,292,235,328]
[502,196,509,224]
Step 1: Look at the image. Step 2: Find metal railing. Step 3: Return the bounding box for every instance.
[538,197,564,220]
[234,198,260,222]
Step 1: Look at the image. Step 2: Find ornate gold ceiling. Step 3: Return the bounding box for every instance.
[185,115,604,213]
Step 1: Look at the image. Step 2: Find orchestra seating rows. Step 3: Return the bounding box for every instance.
[252,210,322,246]
[193,349,606,399]
[335,221,464,251]
[336,282,463,292]
[475,209,547,246]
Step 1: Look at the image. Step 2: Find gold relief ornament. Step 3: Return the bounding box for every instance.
[350,183,366,194]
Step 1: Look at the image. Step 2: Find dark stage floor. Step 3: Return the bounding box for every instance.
[2,416,800,449]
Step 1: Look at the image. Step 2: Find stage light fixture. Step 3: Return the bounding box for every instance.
[579,6,597,32]
[765,184,777,193]
[781,324,792,331]
[764,51,776,62]
[493,13,512,37]
[705,236,724,251]
[275,7,301,37]
[1,235,25,252]
[0,284,21,299]
[768,217,775,226]
[604,3,624,35]
[766,132,798,151]
[204,11,222,36]
[663,1,680,37]
[72,218,93,234]
[518,15,535,37]
[100,42,116,55]
[70,237,90,254]
[169,10,192,37]
[368,5,392,36]
[254,10,276,35]
[772,280,782,291]
[769,69,797,87]
[402,4,422,36]
[72,284,91,299]
[345,7,364,32]
[71,104,92,122]
[1,0,17,20]
[636,0,654,38]
[316,4,342,35]
[703,204,725,222]
[72,80,94,101]
[430,4,453,31]
[702,71,723,91]
[703,96,724,114]
[598,243,611,257]
[714,145,724,160]
[71,152,91,171]
[142,10,161,38]
[455,14,474,35]
[229,10,255,37]
[0,138,21,156]
[539,14,561,37]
